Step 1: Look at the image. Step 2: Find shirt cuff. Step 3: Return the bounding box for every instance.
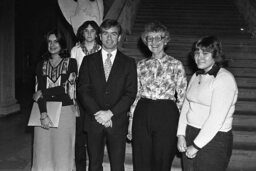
[192,141,201,151]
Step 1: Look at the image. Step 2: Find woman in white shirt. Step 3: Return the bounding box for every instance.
[71,20,101,71]
[71,20,101,171]
[177,36,238,171]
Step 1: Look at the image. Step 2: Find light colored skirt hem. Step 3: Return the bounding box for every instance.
[31,105,76,171]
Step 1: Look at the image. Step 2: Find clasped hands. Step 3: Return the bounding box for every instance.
[177,135,198,159]
[94,110,113,128]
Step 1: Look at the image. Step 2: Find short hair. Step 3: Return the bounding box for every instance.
[42,28,69,59]
[100,19,122,35]
[194,36,226,66]
[141,21,170,45]
[76,20,100,43]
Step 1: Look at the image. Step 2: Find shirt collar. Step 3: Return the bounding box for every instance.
[150,53,168,63]
[195,64,220,77]
[102,49,117,63]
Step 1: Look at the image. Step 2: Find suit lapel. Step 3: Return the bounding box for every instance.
[107,50,123,83]
[93,51,106,83]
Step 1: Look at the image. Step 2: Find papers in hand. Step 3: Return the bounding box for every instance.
[28,102,62,127]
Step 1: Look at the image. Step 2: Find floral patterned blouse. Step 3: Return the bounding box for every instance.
[129,53,187,118]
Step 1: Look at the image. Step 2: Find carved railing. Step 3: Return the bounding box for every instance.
[104,0,141,45]
[235,0,256,38]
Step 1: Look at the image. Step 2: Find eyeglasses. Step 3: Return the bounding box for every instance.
[146,35,166,43]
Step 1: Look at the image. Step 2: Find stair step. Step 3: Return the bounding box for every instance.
[121,48,256,60]
[120,0,256,170]
[123,42,256,51]
[122,50,256,68]
[238,88,256,100]
[235,101,256,113]
[100,144,256,170]
[233,115,256,131]
[125,35,256,46]
[125,34,254,42]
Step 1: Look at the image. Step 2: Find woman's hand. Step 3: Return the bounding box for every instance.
[127,119,133,141]
[185,145,198,159]
[40,112,53,129]
[177,135,187,152]
[33,90,42,102]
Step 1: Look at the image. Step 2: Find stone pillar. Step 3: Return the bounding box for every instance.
[0,0,20,116]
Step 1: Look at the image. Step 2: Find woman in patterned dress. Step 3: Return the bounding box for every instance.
[32,29,78,171]
[128,22,187,171]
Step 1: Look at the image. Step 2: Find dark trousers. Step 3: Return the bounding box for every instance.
[182,125,233,171]
[75,110,87,171]
[132,98,179,171]
[87,126,127,171]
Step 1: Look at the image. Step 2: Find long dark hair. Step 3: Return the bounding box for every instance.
[76,20,100,44]
[42,28,69,60]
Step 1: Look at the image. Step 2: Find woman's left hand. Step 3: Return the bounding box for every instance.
[185,145,198,159]
[33,90,42,102]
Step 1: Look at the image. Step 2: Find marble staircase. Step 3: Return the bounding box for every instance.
[111,0,256,170]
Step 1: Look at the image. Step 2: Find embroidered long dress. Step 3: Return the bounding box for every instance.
[32,58,77,171]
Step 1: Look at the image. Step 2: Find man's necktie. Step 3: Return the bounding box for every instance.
[104,53,112,81]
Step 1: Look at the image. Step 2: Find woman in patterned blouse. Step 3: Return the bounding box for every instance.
[32,29,78,171]
[128,22,187,171]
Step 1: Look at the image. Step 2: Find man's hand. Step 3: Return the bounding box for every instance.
[103,120,112,128]
[94,110,113,125]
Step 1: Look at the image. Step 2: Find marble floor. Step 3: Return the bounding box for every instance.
[0,81,33,171]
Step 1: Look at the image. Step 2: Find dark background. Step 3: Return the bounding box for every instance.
[15,0,114,88]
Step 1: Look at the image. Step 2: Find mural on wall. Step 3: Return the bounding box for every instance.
[58,0,104,34]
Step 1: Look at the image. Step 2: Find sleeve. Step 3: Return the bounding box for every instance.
[65,58,78,100]
[193,73,238,148]
[128,62,142,120]
[77,57,101,115]
[175,62,188,111]
[176,98,189,136]
[35,62,47,113]
[110,58,138,117]
[71,46,76,59]
[176,73,196,136]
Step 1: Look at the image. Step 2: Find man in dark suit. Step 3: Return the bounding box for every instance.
[77,19,137,171]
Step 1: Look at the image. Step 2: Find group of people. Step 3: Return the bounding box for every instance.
[31,18,238,171]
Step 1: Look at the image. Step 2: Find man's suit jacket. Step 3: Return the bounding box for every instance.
[77,50,137,133]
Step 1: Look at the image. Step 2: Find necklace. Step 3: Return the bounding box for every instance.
[198,75,202,84]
